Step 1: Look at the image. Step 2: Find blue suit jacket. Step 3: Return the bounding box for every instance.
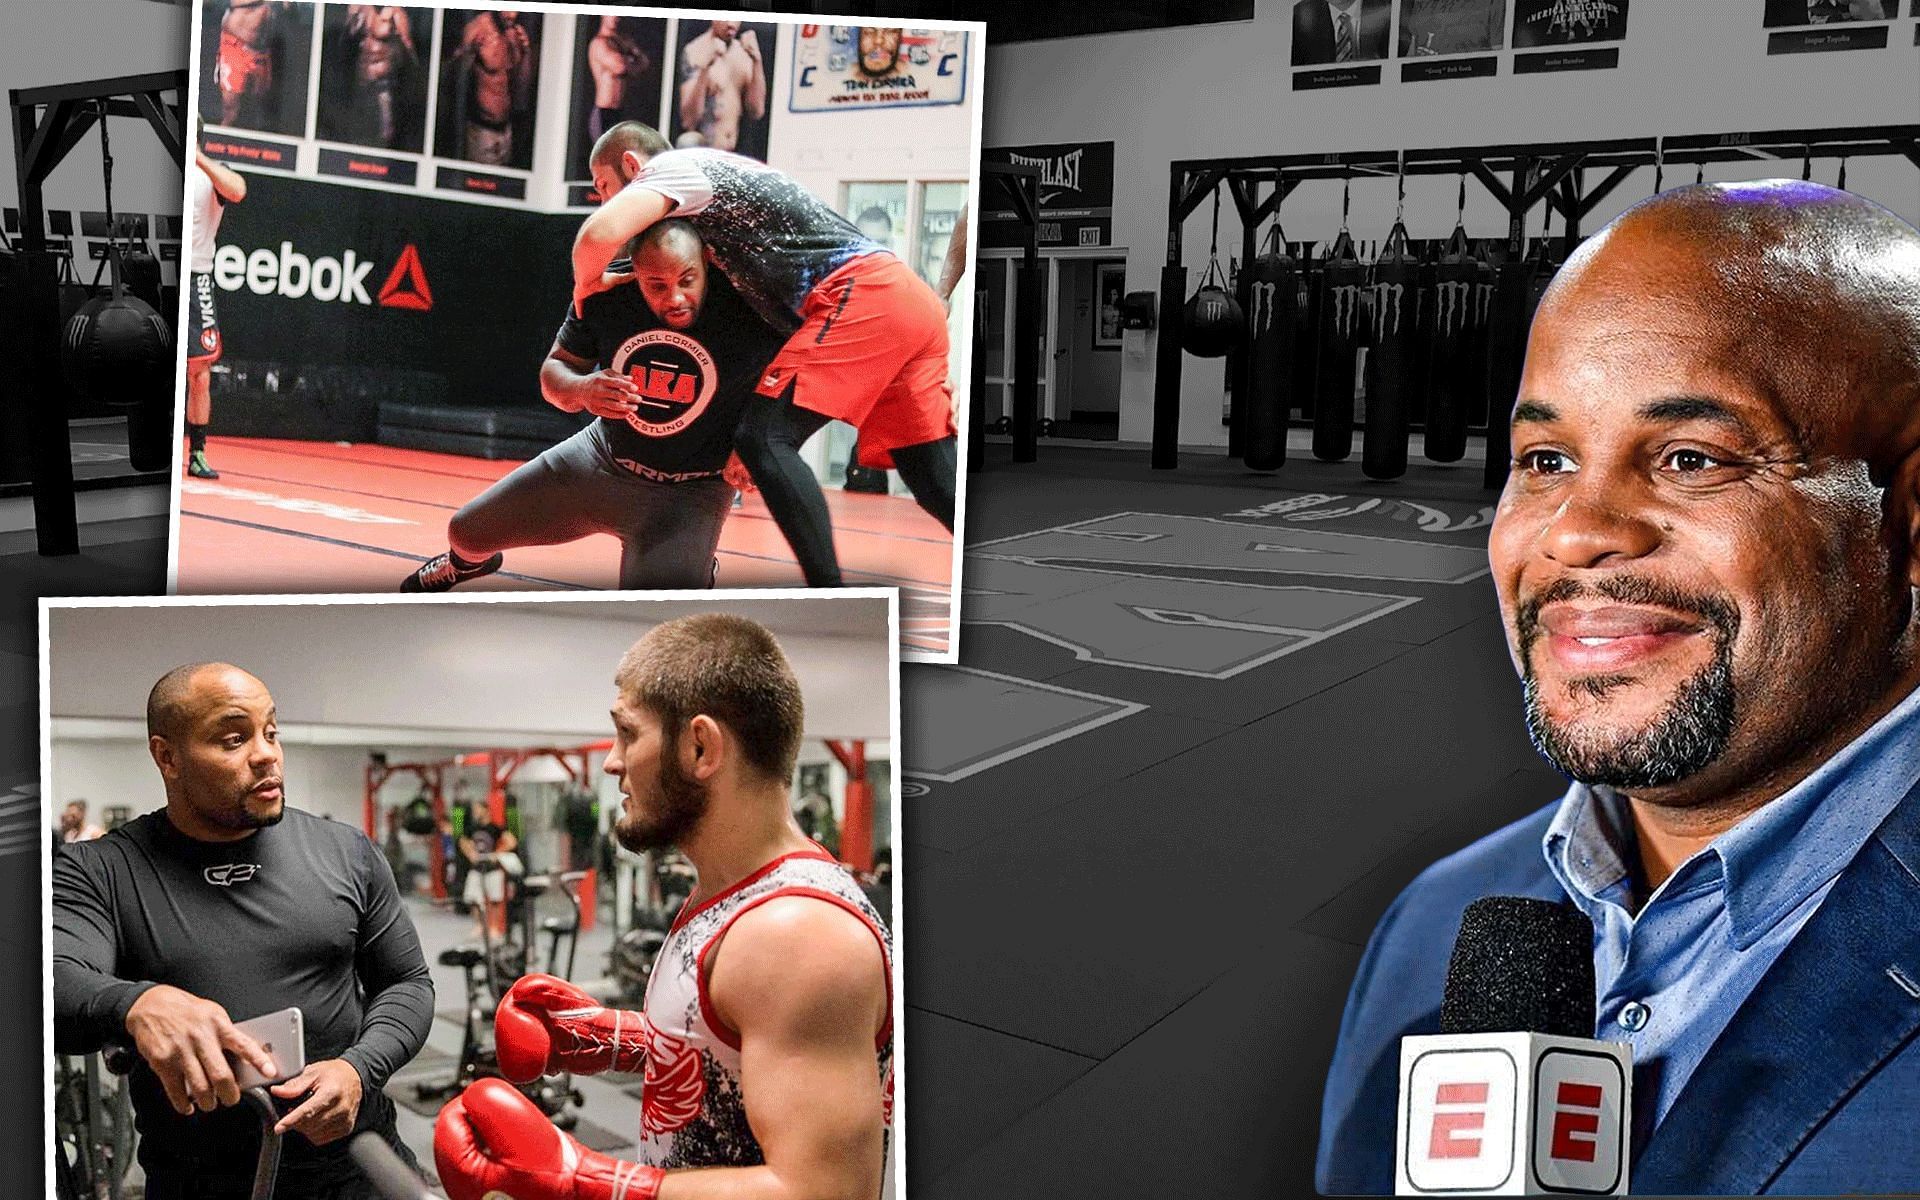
[1315,781,1920,1195]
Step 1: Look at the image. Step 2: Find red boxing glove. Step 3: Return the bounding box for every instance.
[496,973,648,1083]
[435,1077,664,1200]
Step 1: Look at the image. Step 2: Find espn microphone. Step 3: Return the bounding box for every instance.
[1394,897,1631,1196]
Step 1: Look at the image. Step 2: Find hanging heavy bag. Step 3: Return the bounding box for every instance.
[1312,228,1365,462]
[1293,243,1320,420]
[1467,248,1497,430]
[1181,185,1242,359]
[1482,251,1532,488]
[1242,225,1297,471]
[1181,260,1242,358]
[60,105,171,410]
[1362,221,1419,481]
[1411,247,1436,428]
[1425,223,1482,463]
[62,291,171,408]
[118,243,176,472]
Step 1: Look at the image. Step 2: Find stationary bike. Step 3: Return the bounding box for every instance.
[415,858,583,1127]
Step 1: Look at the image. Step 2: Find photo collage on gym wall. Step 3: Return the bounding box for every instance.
[1289,0,1632,88]
[171,0,986,664]
[559,16,781,206]
[194,2,811,204]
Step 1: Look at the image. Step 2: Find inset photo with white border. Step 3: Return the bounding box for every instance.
[44,589,903,1199]
[174,1,985,663]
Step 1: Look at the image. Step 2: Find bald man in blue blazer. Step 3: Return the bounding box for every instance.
[1316,180,1920,1194]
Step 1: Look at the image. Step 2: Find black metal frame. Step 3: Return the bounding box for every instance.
[974,161,1041,468]
[1152,125,1920,487]
[9,71,186,555]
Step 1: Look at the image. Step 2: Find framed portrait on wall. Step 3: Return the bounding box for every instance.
[433,9,544,170]
[1094,262,1125,350]
[566,13,668,182]
[200,0,315,136]
[1511,0,1629,45]
[316,6,436,154]
[669,19,779,161]
[1763,0,1895,25]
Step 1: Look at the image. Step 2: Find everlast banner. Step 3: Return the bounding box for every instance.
[982,141,1115,249]
[212,171,571,406]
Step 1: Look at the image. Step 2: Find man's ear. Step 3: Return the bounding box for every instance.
[684,715,726,782]
[149,735,177,782]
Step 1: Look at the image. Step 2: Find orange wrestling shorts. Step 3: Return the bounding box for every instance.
[754,253,955,470]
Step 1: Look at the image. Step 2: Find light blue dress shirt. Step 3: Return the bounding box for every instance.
[1540,680,1920,1152]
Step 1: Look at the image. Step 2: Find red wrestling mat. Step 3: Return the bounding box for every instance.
[174,437,955,656]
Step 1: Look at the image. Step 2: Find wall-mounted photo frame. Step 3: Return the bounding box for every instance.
[1094,261,1125,350]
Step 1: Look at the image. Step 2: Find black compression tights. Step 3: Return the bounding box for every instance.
[735,392,841,586]
[891,435,957,532]
[736,395,960,587]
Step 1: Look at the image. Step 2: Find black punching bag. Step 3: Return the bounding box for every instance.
[119,245,175,473]
[1425,226,1483,463]
[1242,227,1297,471]
[1292,242,1320,421]
[1482,244,1534,489]
[1362,223,1419,480]
[1312,230,1365,462]
[1182,264,1243,358]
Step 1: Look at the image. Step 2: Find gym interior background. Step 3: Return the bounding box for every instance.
[1,3,191,515]
[45,591,896,1197]
[886,3,1918,1198]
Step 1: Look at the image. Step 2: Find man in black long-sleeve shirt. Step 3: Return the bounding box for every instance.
[53,662,435,1199]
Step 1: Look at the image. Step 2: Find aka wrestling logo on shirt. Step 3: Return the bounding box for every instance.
[203,863,262,887]
[611,330,719,438]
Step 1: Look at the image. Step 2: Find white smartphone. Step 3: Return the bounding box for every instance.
[228,1006,305,1090]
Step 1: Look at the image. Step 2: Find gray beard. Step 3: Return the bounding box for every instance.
[1522,638,1737,790]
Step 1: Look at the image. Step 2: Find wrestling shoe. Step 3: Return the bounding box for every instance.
[187,451,219,479]
[401,551,503,593]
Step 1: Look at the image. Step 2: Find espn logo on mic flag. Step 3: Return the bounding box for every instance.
[1396,1033,1630,1195]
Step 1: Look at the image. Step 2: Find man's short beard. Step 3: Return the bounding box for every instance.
[613,753,709,854]
[1516,575,1740,791]
[217,791,285,831]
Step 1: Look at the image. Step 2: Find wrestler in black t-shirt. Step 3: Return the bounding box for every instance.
[53,807,433,1194]
[556,261,783,480]
[399,220,786,593]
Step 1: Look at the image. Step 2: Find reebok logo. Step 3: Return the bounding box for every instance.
[211,241,431,310]
[378,245,432,310]
[204,863,261,887]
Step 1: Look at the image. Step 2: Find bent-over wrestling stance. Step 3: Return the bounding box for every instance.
[401,220,783,592]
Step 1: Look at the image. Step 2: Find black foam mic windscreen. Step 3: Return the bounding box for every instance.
[1440,896,1595,1038]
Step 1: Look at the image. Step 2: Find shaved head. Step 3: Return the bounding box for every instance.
[629,218,701,265]
[146,662,248,740]
[1537,180,1920,478]
[1493,179,1920,817]
[589,120,670,180]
